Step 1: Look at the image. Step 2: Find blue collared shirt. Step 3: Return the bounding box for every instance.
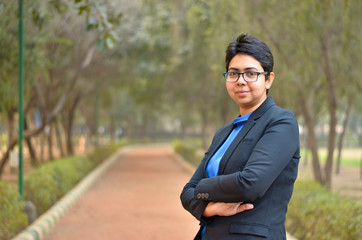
[206,112,252,177]
[202,113,252,237]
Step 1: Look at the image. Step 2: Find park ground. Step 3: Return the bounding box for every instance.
[298,148,362,199]
[1,144,361,201]
[43,145,199,240]
[8,144,360,239]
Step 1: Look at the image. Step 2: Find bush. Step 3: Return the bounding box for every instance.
[172,139,202,167]
[87,142,122,166]
[72,156,93,179]
[24,162,66,215]
[2,141,127,238]
[24,141,126,216]
[51,157,83,195]
[24,156,92,215]
[0,181,28,240]
[286,180,362,240]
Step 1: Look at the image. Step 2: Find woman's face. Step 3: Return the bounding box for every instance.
[226,54,274,115]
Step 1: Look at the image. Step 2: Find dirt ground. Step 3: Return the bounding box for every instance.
[43,145,199,240]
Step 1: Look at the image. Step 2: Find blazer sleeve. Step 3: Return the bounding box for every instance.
[180,152,210,222]
[180,124,233,221]
[194,110,300,203]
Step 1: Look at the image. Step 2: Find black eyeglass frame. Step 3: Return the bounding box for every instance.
[223,71,269,83]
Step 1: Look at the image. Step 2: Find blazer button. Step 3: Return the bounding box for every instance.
[205,193,209,199]
[197,193,202,199]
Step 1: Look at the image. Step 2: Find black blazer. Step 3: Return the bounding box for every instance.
[180,97,300,240]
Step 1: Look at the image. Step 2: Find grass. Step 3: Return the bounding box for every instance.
[301,148,361,167]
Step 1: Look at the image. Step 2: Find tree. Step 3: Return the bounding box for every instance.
[253,0,361,187]
[0,0,121,176]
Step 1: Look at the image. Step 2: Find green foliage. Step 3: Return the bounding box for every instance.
[73,0,122,50]
[286,180,362,240]
[72,156,94,179]
[24,142,124,215]
[0,141,121,239]
[86,141,123,166]
[172,139,202,167]
[0,181,28,240]
[24,160,69,215]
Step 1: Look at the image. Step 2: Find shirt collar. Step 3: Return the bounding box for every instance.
[233,112,253,125]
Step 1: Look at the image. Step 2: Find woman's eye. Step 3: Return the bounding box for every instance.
[246,72,257,77]
[229,72,238,77]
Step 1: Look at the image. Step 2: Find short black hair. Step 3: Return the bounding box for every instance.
[225,33,274,74]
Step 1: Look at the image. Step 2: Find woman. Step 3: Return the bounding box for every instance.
[180,34,300,240]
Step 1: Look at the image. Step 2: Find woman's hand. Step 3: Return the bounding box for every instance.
[202,202,254,217]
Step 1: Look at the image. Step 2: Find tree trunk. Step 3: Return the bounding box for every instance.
[335,98,353,174]
[93,88,100,146]
[65,121,74,156]
[320,36,337,189]
[109,112,115,141]
[66,91,82,155]
[298,90,324,184]
[40,134,45,163]
[47,124,54,161]
[200,109,209,149]
[24,118,38,166]
[55,118,65,157]
[303,129,309,167]
[7,108,16,146]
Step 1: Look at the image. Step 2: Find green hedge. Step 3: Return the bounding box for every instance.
[1,140,127,240]
[24,141,125,215]
[0,181,28,240]
[24,156,91,215]
[172,139,202,167]
[286,180,362,240]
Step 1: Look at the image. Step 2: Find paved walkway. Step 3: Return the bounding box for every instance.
[44,145,199,240]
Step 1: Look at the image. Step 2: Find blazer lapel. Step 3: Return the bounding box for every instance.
[217,97,276,174]
[217,119,255,174]
[204,122,234,170]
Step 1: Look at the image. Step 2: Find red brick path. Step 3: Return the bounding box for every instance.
[44,145,199,240]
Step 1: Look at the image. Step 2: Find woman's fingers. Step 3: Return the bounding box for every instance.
[236,203,254,213]
[203,202,254,217]
[217,202,254,216]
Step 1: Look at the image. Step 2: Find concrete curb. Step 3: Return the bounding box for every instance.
[12,147,131,240]
[172,150,298,240]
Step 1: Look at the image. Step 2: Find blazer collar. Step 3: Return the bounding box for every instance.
[206,97,275,159]
[234,96,275,141]
[249,96,275,121]
[216,97,275,174]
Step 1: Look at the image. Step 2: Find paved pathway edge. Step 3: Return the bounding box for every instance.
[11,146,132,240]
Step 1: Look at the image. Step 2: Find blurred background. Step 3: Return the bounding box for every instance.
[0,0,361,239]
[0,0,361,226]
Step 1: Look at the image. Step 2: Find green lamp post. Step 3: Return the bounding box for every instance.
[18,0,24,200]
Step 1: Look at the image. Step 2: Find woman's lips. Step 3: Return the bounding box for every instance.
[236,91,249,97]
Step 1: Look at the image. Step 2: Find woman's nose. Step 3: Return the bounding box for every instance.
[236,76,247,85]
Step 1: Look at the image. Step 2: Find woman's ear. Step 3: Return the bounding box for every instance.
[266,72,275,90]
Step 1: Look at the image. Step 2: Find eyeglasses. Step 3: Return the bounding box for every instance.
[223,71,269,83]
